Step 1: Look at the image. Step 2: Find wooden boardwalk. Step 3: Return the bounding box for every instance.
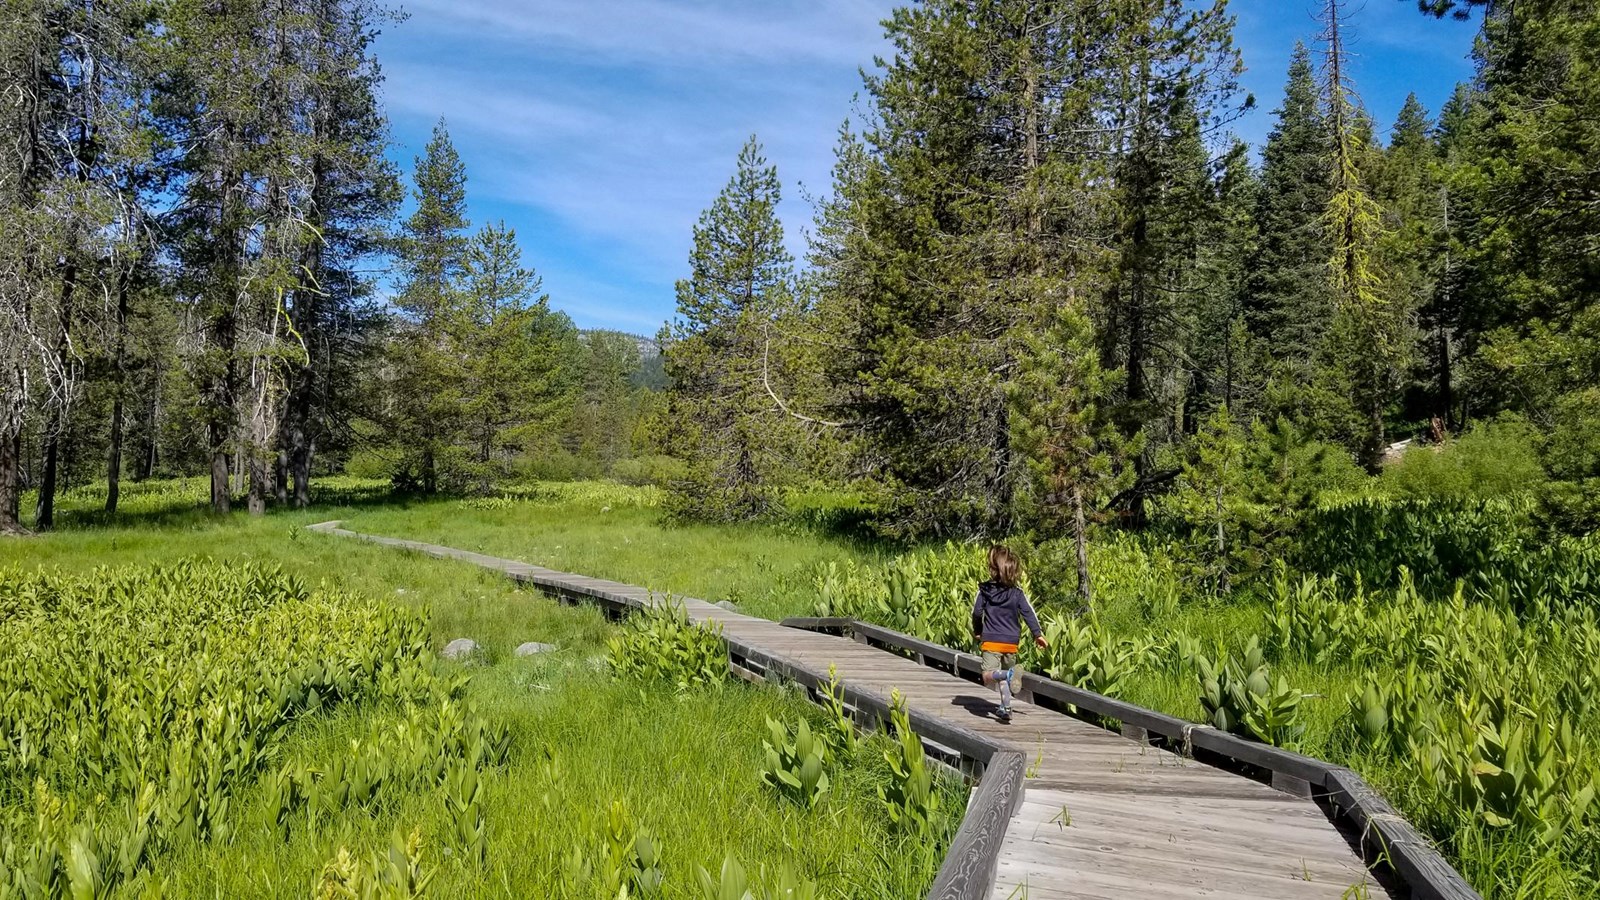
[310,522,1398,899]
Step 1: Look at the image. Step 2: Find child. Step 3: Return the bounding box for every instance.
[971,545,1046,723]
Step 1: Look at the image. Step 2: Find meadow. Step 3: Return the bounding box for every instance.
[331,482,1600,899]
[7,475,1599,898]
[0,479,959,899]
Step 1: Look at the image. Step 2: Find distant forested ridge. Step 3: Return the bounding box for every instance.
[3,0,1598,542]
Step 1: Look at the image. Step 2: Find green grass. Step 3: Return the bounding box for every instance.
[342,489,892,622]
[0,479,958,898]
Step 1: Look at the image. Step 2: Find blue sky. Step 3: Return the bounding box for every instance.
[374,1,1481,335]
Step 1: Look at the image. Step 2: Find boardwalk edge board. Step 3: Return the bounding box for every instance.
[781,616,1483,900]
[307,522,1021,900]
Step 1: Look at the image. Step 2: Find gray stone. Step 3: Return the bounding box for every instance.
[441,638,482,661]
[715,600,739,611]
[514,641,558,657]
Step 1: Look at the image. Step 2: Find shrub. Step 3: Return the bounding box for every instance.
[605,601,729,691]
[609,455,688,487]
[1382,417,1546,501]
[1297,496,1533,596]
[1195,637,1306,751]
[1037,613,1152,699]
[512,448,604,483]
[879,693,941,838]
[810,543,1010,649]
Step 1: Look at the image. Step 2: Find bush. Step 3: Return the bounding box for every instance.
[1539,389,1600,532]
[1382,417,1546,501]
[608,455,688,488]
[512,448,604,483]
[605,601,729,691]
[1297,496,1534,596]
[344,448,401,481]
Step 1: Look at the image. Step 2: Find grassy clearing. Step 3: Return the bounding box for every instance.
[345,486,891,622]
[0,479,958,898]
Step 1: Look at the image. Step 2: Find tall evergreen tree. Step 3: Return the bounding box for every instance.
[1320,0,1405,471]
[275,0,400,508]
[1011,300,1126,606]
[1246,43,1333,364]
[1446,0,1600,415]
[662,136,797,521]
[390,121,470,493]
[1186,141,1262,423]
[1373,94,1444,429]
[457,221,579,493]
[821,0,1119,537]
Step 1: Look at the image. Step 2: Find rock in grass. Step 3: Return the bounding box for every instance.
[514,641,557,657]
[441,638,482,661]
[716,600,738,612]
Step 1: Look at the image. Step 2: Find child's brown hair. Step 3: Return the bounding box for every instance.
[987,545,1021,587]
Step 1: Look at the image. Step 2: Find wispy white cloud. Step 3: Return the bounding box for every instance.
[378,0,884,327]
[375,0,1475,331]
[399,0,885,69]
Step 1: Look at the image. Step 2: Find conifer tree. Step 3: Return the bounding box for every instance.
[1320,0,1403,471]
[457,222,579,493]
[1246,43,1333,363]
[391,121,470,493]
[663,136,796,521]
[1011,300,1126,606]
[1373,94,1443,429]
[276,0,401,508]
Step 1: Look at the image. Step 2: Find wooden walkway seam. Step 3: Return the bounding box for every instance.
[308,521,1479,900]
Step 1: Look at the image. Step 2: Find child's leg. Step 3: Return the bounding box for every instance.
[981,651,1003,690]
[999,653,1017,710]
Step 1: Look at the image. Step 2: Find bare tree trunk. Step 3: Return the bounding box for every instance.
[210,444,230,514]
[105,270,130,514]
[283,361,315,508]
[37,418,60,530]
[1213,483,1229,595]
[208,305,237,515]
[139,355,161,481]
[247,447,268,516]
[291,436,312,508]
[1071,484,1092,610]
[274,448,288,503]
[36,263,77,531]
[0,428,22,535]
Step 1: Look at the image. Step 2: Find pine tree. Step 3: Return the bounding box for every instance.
[276,0,401,509]
[663,136,796,521]
[1445,0,1600,416]
[457,221,579,493]
[1010,300,1127,607]
[1372,94,1443,431]
[1246,43,1333,364]
[1320,0,1404,472]
[1187,141,1262,423]
[391,121,470,493]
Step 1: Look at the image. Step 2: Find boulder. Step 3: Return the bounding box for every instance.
[514,641,558,657]
[441,638,482,661]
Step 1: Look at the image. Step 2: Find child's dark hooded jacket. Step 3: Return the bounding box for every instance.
[971,581,1042,646]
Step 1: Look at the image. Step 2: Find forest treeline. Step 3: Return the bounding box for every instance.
[0,0,667,533]
[4,0,1598,557]
[660,0,1600,572]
